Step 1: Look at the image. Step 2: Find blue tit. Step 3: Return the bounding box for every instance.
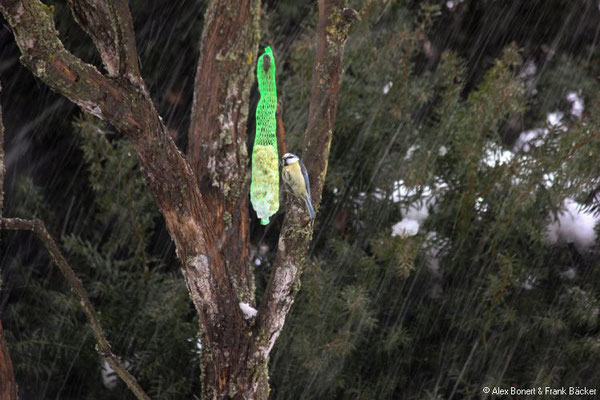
[281,153,315,219]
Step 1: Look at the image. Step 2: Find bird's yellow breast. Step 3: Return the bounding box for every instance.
[283,162,307,195]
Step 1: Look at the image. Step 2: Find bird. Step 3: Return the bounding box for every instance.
[281,153,315,219]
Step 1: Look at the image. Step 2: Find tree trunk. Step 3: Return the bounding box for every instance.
[201,350,270,400]
[187,1,261,397]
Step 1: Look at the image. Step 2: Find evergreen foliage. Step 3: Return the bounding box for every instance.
[269,2,600,399]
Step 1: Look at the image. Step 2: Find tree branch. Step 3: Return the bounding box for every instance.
[0,218,151,400]
[561,130,600,162]
[303,4,357,204]
[254,0,357,356]
[67,0,141,80]
[0,0,130,124]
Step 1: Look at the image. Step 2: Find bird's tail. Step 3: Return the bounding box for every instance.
[305,195,315,219]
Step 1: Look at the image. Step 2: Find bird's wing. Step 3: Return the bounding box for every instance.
[298,159,312,200]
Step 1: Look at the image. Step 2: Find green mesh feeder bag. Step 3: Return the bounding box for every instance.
[251,46,279,225]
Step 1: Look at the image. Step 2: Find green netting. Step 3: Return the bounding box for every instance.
[251,46,279,225]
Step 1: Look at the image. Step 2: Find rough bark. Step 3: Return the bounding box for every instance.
[0,83,19,400]
[189,0,260,305]
[68,0,140,79]
[253,0,356,363]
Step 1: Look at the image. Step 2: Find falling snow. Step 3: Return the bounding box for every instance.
[2,1,600,398]
[382,81,393,95]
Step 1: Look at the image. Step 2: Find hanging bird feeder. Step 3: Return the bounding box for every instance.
[251,46,279,225]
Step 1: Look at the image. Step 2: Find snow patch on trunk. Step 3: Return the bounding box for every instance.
[239,302,258,319]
